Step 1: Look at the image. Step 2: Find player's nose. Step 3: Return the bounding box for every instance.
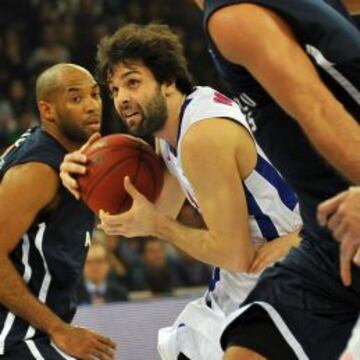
[84,96,101,113]
[115,88,131,108]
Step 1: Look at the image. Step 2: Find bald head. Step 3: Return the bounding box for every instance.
[36,63,93,103]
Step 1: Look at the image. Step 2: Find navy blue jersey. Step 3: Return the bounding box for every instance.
[0,127,94,354]
[203,0,360,251]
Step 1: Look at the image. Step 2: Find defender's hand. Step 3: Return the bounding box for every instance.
[51,324,116,360]
[318,187,360,286]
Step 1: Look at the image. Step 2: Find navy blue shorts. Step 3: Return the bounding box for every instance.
[3,336,77,359]
[221,239,360,360]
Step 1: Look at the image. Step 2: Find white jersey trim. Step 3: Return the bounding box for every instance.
[222,301,310,360]
[176,86,252,165]
[306,45,360,105]
[25,340,45,360]
[25,223,51,340]
[51,341,78,359]
[0,235,32,354]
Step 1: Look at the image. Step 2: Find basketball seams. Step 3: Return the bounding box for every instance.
[80,147,139,197]
[114,146,159,213]
[78,134,163,214]
[85,143,146,157]
[84,155,138,208]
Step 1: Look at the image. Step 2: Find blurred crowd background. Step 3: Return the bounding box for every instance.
[0,0,221,305]
[0,0,359,305]
[0,0,222,152]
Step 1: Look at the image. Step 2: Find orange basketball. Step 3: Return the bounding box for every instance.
[77,134,164,214]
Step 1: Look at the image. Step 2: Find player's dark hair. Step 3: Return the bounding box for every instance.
[96,23,194,95]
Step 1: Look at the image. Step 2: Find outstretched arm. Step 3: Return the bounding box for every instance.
[209,4,360,184]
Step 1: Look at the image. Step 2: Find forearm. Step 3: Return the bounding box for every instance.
[0,253,65,336]
[152,213,254,272]
[295,97,360,184]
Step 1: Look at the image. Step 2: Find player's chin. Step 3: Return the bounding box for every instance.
[126,124,142,136]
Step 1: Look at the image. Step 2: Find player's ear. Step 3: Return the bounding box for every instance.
[38,101,56,123]
[162,80,177,97]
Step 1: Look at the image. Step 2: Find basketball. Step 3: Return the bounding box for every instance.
[77,134,164,214]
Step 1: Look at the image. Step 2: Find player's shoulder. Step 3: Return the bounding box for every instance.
[185,86,243,120]
[4,127,66,172]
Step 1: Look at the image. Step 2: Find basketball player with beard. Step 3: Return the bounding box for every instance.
[59,24,302,360]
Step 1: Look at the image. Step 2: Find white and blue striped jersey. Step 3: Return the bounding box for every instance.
[159,86,302,312]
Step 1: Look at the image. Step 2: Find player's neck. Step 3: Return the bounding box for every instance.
[155,91,186,148]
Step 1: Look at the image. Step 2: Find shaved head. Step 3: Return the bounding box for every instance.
[36,63,93,103]
[35,62,102,145]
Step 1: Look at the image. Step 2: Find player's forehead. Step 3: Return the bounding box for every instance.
[59,69,98,92]
[109,61,155,85]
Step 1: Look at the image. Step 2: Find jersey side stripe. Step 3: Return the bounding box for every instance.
[244,186,280,240]
[51,341,77,359]
[25,340,45,360]
[25,223,51,340]
[0,235,32,354]
[306,45,360,105]
[255,155,298,211]
[208,267,221,293]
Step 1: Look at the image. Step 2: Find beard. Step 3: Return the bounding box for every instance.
[58,117,92,144]
[124,87,168,138]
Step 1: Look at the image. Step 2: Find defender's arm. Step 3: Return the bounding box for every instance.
[209,4,360,184]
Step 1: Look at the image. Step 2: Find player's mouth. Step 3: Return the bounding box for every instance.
[124,112,142,128]
[87,122,101,131]
[86,116,101,131]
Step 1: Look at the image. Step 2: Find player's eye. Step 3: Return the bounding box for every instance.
[127,79,140,88]
[72,96,81,103]
[110,87,118,98]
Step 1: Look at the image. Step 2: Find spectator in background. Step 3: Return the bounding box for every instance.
[0,28,28,87]
[143,237,174,297]
[5,78,30,117]
[174,250,212,288]
[77,242,128,305]
[118,236,148,290]
[172,201,213,287]
[28,23,70,71]
[0,0,221,154]
[104,233,128,284]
